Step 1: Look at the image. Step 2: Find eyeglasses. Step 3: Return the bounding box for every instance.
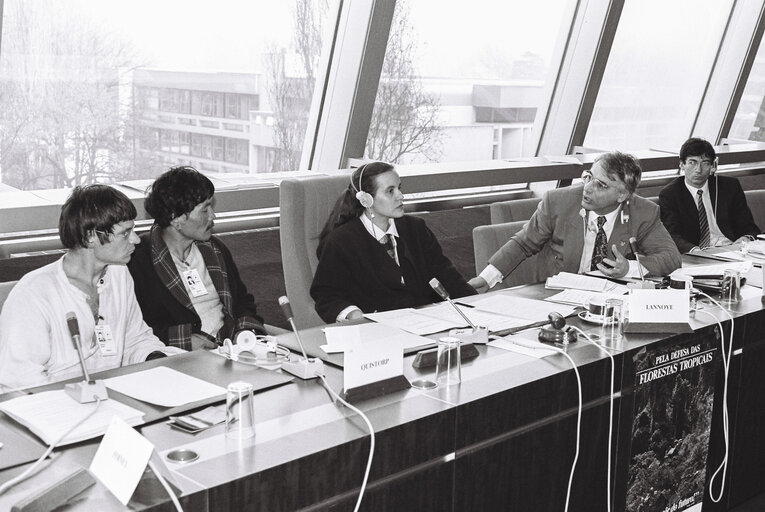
[95,226,135,241]
[580,170,611,191]
[683,159,714,171]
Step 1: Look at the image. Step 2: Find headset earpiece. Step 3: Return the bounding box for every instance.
[352,164,374,209]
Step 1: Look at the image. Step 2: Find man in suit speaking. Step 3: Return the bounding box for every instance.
[469,151,681,292]
[658,137,760,253]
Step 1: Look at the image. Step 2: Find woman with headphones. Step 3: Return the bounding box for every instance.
[310,161,476,324]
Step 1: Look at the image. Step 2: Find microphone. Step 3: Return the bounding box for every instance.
[64,313,108,403]
[628,237,655,289]
[278,296,324,380]
[429,278,477,330]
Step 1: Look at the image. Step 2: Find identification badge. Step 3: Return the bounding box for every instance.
[95,324,117,355]
[182,269,208,297]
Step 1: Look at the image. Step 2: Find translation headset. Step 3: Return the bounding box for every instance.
[352,164,374,209]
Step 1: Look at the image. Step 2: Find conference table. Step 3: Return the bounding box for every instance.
[1,265,763,511]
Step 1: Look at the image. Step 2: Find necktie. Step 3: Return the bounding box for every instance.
[381,234,397,264]
[697,190,710,249]
[590,216,608,271]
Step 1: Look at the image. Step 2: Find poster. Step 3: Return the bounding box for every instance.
[625,334,718,512]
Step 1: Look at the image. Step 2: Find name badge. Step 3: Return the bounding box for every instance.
[95,325,117,356]
[182,269,208,297]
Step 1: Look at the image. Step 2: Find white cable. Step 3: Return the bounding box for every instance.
[0,397,103,495]
[148,460,183,512]
[317,373,375,512]
[511,339,582,512]
[695,291,733,503]
[569,326,615,512]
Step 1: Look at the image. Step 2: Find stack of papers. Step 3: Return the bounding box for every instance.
[546,272,629,294]
[104,367,227,408]
[546,289,626,307]
[0,390,144,446]
[322,323,434,353]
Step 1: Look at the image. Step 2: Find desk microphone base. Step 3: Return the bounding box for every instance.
[64,380,108,403]
[282,357,324,380]
[341,375,411,404]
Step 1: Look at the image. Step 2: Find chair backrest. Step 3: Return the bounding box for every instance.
[279,174,351,328]
[0,280,18,314]
[744,189,765,232]
[489,197,542,224]
[472,221,542,289]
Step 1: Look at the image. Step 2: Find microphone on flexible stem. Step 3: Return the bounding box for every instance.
[430,278,488,344]
[278,296,324,380]
[629,237,655,289]
[64,312,108,403]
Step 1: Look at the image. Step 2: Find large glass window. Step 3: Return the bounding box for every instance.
[0,0,337,191]
[364,0,571,164]
[729,37,765,142]
[584,0,733,151]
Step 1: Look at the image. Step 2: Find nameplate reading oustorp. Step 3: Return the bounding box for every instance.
[344,339,403,391]
[624,288,692,334]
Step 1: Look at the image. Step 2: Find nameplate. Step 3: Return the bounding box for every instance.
[344,339,404,391]
[624,289,692,334]
[90,416,154,505]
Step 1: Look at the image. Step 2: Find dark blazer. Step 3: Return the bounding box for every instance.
[310,215,476,324]
[128,225,265,350]
[489,186,681,279]
[658,176,760,253]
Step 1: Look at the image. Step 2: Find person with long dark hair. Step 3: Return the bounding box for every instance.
[310,161,475,324]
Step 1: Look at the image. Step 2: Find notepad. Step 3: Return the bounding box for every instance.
[104,367,227,408]
[0,390,144,446]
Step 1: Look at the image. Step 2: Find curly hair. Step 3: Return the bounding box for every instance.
[144,166,215,227]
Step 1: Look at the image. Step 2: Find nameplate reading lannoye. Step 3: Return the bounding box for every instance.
[624,288,692,334]
[344,338,404,391]
[89,416,154,505]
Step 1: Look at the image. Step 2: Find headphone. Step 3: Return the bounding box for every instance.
[351,164,374,209]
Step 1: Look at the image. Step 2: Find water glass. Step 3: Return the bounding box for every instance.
[435,337,461,386]
[601,298,624,345]
[225,381,255,440]
[720,269,741,306]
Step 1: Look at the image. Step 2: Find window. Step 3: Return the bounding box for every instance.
[364,0,571,164]
[0,0,337,192]
[584,0,733,151]
[729,37,765,142]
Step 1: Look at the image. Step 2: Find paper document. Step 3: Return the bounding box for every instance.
[672,261,752,277]
[546,289,626,306]
[322,323,434,353]
[0,390,144,446]
[546,272,629,294]
[470,295,575,323]
[415,302,529,332]
[365,308,460,335]
[104,366,226,408]
[489,338,558,358]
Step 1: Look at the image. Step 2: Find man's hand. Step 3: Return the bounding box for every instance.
[190,333,218,351]
[469,276,490,294]
[345,309,364,321]
[597,244,629,278]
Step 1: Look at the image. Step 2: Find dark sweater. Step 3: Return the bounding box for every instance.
[310,215,476,323]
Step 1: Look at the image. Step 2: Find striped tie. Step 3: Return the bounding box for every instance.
[697,190,710,248]
[590,216,608,271]
[382,234,397,264]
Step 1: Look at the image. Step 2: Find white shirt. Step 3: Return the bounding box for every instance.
[684,181,731,247]
[336,216,400,322]
[0,258,183,389]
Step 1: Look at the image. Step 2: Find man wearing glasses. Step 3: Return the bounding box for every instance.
[658,138,760,254]
[0,186,183,388]
[469,151,681,292]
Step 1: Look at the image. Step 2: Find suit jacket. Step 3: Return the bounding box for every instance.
[128,224,265,350]
[310,215,477,324]
[489,186,681,280]
[658,175,760,253]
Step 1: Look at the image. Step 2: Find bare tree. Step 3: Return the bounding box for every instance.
[365,0,442,163]
[265,0,328,172]
[0,1,145,190]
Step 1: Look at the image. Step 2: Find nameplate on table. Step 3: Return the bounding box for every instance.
[344,339,404,391]
[89,416,154,505]
[624,288,692,333]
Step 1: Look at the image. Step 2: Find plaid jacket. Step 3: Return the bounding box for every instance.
[128,224,265,350]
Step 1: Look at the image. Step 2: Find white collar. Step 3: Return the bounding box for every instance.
[684,180,710,197]
[582,205,621,229]
[360,213,399,241]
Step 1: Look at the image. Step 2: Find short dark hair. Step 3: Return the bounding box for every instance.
[144,166,215,227]
[59,185,137,249]
[679,137,716,162]
[595,151,642,195]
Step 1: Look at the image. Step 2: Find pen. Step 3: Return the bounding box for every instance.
[454,301,475,308]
